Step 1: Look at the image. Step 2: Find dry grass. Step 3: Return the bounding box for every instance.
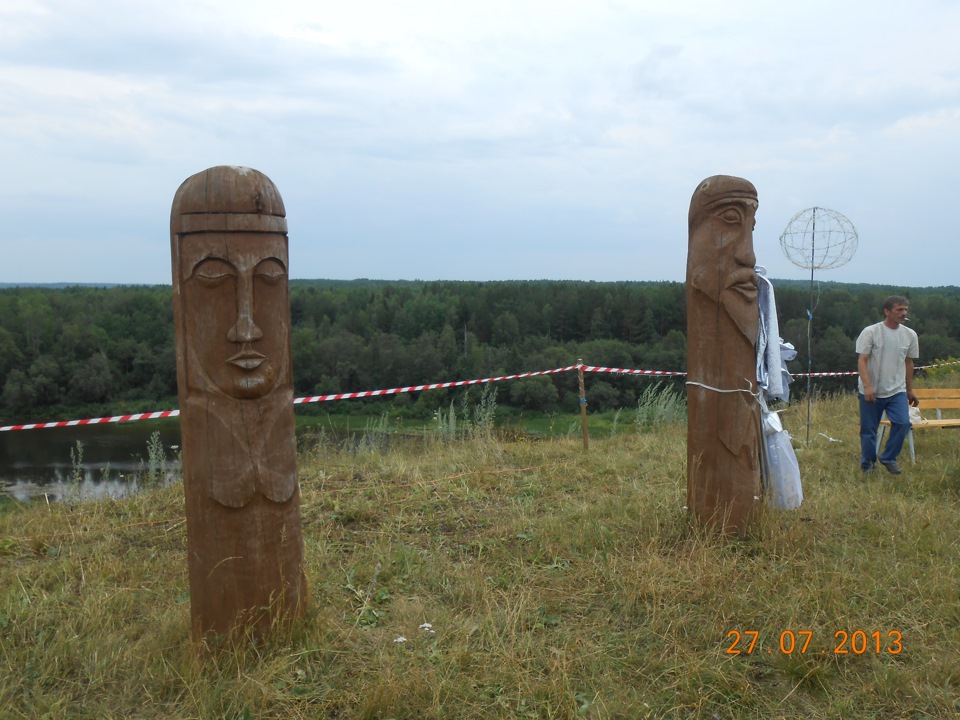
[1,391,959,719]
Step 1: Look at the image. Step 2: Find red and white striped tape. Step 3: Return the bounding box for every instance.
[581,365,685,377]
[2,359,958,432]
[792,360,960,378]
[0,409,181,433]
[0,366,580,431]
[292,365,579,405]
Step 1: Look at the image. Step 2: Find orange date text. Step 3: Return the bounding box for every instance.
[725,629,903,655]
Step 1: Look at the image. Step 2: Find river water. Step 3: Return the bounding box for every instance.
[0,417,386,503]
[0,420,184,502]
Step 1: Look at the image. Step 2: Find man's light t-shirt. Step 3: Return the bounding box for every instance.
[856,322,920,398]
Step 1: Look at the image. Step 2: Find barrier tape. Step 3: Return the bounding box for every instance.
[917,359,960,370]
[292,365,579,405]
[580,365,685,377]
[3,360,959,432]
[1,409,181,433]
[791,359,960,378]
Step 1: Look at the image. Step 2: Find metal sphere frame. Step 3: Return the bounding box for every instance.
[780,207,858,270]
[778,206,858,443]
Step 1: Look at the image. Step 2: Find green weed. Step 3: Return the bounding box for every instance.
[1,392,957,719]
[136,429,168,487]
[635,380,686,430]
[69,439,84,484]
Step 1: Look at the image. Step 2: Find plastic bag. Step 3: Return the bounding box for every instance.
[763,412,803,510]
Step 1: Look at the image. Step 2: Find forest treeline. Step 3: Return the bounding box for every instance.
[3,279,960,423]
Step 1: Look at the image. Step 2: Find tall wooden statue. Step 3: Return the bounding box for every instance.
[686,175,762,534]
[170,166,306,641]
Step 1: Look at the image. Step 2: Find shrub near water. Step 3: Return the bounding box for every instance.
[1,391,958,719]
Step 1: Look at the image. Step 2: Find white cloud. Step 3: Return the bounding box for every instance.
[1,0,959,285]
[885,109,960,138]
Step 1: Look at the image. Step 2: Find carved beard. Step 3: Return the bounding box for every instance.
[688,264,759,350]
[181,387,298,507]
[720,286,760,346]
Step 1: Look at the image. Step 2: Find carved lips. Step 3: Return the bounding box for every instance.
[727,267,759,300]
[228,349,267,370]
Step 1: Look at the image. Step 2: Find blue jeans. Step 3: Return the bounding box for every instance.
[859,392,910,469]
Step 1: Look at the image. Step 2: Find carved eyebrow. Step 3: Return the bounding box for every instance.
[705,197,759,212]
[191,257,237,279]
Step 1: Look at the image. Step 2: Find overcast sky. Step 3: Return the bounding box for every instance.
[2,0,958,287]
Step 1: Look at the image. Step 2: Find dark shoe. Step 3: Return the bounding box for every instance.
[880,461,902,475]
[862,462,876,474]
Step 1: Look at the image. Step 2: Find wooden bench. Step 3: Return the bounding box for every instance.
[878,388,960,462]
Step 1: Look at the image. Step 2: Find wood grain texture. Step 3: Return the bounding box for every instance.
[171,166,306,641]
[686,175,762,535]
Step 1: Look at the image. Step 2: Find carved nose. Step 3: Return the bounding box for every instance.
[227,314,263,343]
[735,244,756,267]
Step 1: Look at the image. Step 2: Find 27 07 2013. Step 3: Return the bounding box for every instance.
[725,629,903,655]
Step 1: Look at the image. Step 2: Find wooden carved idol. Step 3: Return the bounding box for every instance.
[685,175,762,534]
[170,166,306,641]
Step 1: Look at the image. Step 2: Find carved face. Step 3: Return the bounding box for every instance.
[688,179,759,343]
[179,232,290,399]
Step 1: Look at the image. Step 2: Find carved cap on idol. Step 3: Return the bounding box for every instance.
[171,165,287,235]
[688,175,758,229]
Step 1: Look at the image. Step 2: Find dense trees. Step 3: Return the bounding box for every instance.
[0,286,178,420]
[2,280,960,423]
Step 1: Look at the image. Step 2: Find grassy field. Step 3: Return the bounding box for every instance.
[1,390,958,719]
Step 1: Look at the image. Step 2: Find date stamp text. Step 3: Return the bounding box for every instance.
[725,629,903,656]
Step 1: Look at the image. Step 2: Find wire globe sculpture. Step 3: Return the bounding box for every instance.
[780,206,858,270]
[779,206,858,444]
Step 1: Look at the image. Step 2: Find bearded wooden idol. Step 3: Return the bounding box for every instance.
[685,175,762,535]
[170,166,306,641]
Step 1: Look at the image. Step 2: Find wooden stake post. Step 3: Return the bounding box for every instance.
[578,359,589,452]
[685,176,762,535]
[170,166,307,642]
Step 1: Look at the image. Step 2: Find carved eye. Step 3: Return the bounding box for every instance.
[719,207,743,224]
[192,258,236,286]
[255,258,287,284]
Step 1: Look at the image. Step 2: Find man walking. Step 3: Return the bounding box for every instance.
[856,295,919,474]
